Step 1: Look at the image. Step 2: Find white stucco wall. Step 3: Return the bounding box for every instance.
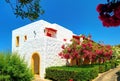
[18,38,46,78]
[12,20,74,78]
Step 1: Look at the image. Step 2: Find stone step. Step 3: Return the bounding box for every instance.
[32,78,51,81]
[33,75,52,81]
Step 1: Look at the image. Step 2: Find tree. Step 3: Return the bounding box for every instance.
[96,0,120,27]
[5,0,44,20]
[59,35,113,66]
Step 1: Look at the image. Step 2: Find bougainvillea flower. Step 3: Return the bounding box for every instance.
[96,1,120,27]
[58,35,113,66]
[61,45,65,49]
[114,5,120,19]
[96,4,105,12]
[64,54,70,59]
[69,79,73,81]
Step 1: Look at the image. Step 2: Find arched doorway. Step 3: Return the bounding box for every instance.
[31,53,40,75]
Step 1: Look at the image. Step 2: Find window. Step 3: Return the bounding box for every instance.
[24,35,27,41]
[46,33,52,37]
[44,28,57,38]
[16,36,19,47]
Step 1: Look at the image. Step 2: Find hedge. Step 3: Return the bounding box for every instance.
[45,62,117,81]
[98,62,117,73]
[45,65,99,81]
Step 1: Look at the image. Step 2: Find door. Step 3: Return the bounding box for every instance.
[32,53,40,75]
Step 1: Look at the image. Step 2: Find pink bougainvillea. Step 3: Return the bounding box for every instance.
[96,1,120,27]
[69,79,73,81]
[59,35,113,66]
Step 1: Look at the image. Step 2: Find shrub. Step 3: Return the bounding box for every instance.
[98,64,106,73]
[93,62,112,73]
[0,52,33,81]
[0,53,5,70]
[46,65,99,81]
[46,62,117,81]
[0,75,10,81]
[104,62,111,71]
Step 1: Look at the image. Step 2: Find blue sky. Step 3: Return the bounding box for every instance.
[0,0,120,51]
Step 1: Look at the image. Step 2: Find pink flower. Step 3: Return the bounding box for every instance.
[114,5,120,19]
[109,50,113,55]
[69,79,73,81]
[87,42,92,48]
[64,39,67,41]
[58,52,62,56]
[96,4,104,12]
[106,45,111,49]
[64,54,70,59]
[67,48,71,53]
[82,44,87,48]
[61,45,65,49]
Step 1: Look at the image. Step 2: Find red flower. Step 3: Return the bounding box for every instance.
[58,52,64,59]
[87,42,92,48]
[97,2,120,27]
[96,4,104,12]
[61,45,65,49]
[106,45,111,49]
[69,79,73,81]
[82,44,87,48]
[67,47,71,53]
[109,50,113,55]
[58,52,62,56]
[64,54,70,59]
[114,5,120,19]
[64,39,67,41]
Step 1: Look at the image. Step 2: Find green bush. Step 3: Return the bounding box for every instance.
[45,62,117,81]
[104,62,111,71]
[110,61,117,69]
[93,62,114,73]
[0,75,10,81]
[0,53,5,70]
[45,65,99,81]
[98,64,106,73]
[0,52,33,81]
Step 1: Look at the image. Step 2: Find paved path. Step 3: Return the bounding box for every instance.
[93,66,120,81]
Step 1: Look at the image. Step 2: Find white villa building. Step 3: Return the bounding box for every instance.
[12,20,82,78]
